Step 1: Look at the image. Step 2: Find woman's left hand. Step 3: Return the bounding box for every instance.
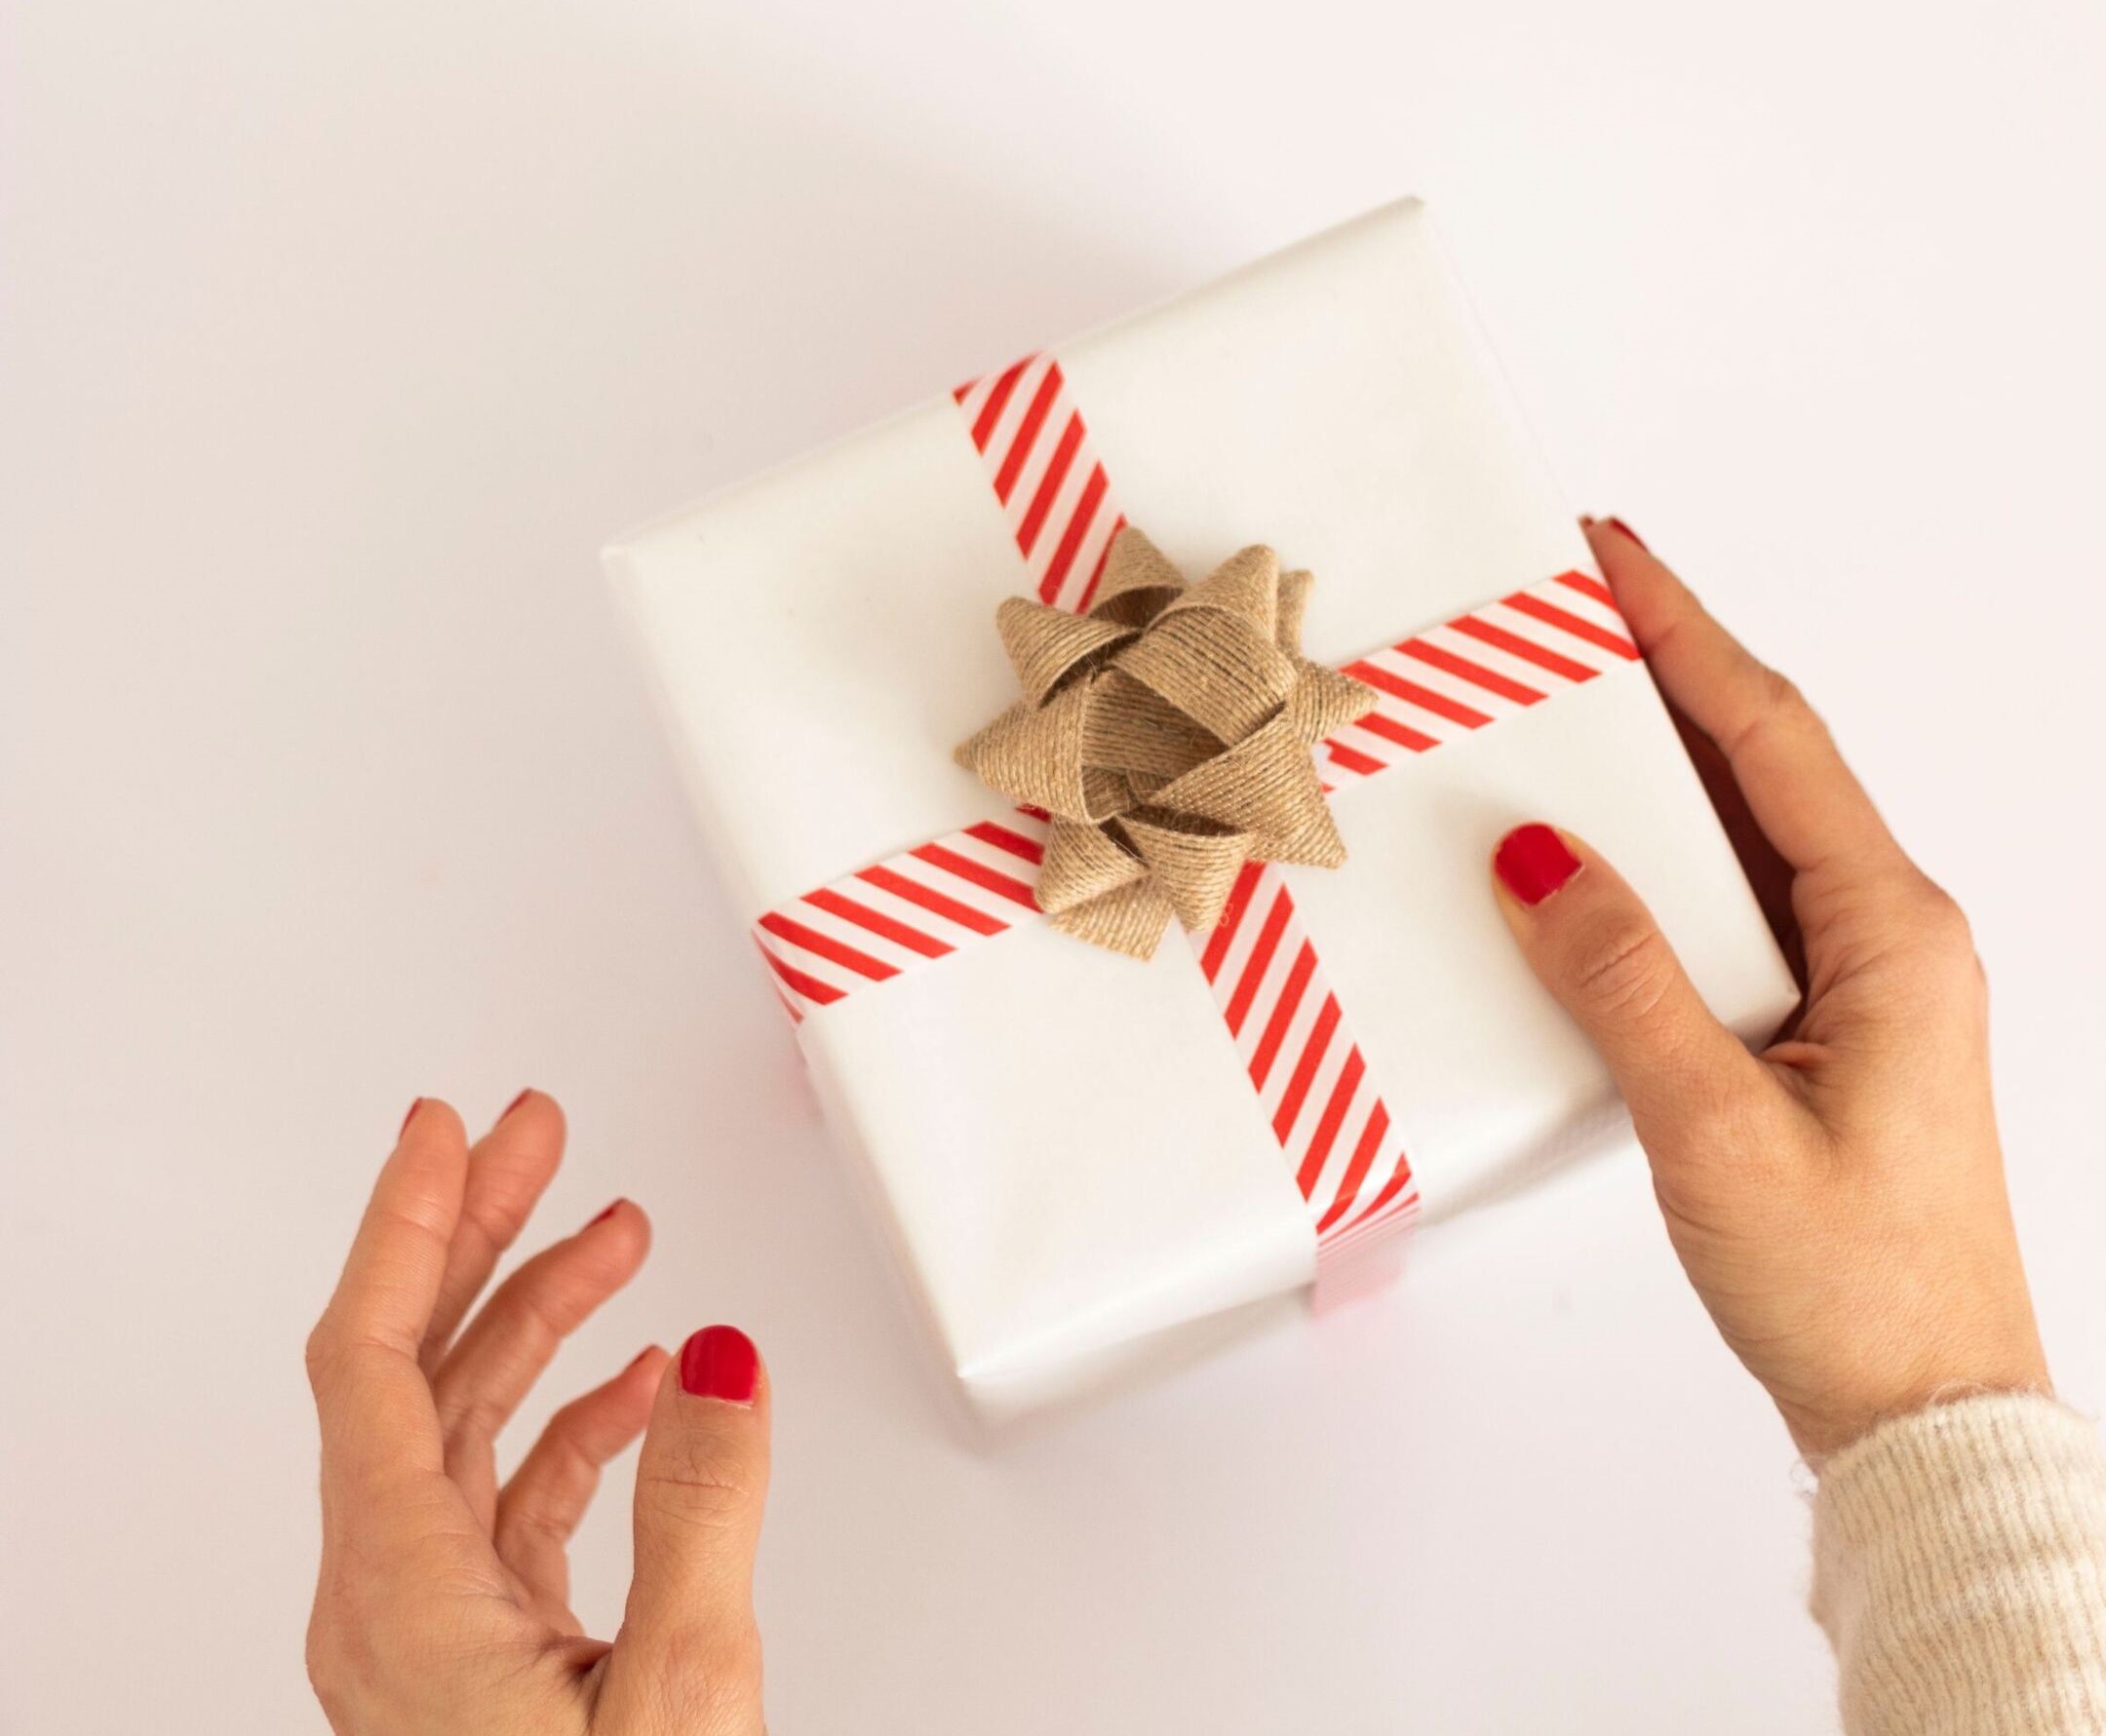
[304,1093,770,1735]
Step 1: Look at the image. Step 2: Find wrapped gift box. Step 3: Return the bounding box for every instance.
[606,199,1797,1420]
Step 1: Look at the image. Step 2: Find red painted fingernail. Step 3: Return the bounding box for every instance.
[680,1325,759,1405]
[1494,825,1583,907]
[1605,516,1649,553]
[500,1089,532,1121]
[399,1098,422,1138]
[585,1198,624,1228]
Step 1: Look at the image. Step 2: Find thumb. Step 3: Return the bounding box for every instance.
[1489,823,1765,1141]
[608,1326,770,1721]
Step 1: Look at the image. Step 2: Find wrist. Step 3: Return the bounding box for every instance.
[1783,1362,2054,1464]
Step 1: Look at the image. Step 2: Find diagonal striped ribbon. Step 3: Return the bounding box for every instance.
[753,353,1641,1263]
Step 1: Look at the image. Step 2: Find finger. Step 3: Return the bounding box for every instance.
[429,1200,650,1522]
[1490,825,1773,1143]
[493,1346,668,1619]
[420,1090,567,1371]
[1662,701,1804,982]
[611,1327,770,1705]
[305,1099,469,1493]
[1582,518,1909,886]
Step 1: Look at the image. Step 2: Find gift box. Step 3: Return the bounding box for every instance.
[605,199,1797,1421]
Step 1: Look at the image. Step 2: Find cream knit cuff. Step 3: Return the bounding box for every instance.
[1813,1391,2106,1736]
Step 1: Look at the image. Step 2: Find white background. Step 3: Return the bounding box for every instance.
[5,1,2102,1730]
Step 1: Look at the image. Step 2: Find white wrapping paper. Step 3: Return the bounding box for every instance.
[606,199,1798,1419]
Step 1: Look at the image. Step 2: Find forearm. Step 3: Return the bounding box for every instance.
[1813,1392,2106,1735]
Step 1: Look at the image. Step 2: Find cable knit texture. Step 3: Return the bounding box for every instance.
[1813,1392,2106,1734]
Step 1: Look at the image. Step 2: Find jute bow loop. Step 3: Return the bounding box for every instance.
[955,527,1380,958]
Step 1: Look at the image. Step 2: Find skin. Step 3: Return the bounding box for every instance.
[1493,519,2049,1458]
[305,516,2048,1729]
[304,1094,768,1735]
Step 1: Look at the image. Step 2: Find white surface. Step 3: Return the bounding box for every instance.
[611,201,1797,1413]
[4,2,2102,1731]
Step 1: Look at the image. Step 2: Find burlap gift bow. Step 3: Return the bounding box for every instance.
[954,527,1381,958]
[747,351,1640,1267]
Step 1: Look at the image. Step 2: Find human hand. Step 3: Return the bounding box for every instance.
[1489,519,2048,1459]
[304,1093,769,1734]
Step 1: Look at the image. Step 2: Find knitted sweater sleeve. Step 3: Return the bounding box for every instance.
[1812,1392,2106,1735]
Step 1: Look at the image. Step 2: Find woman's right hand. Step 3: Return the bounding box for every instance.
[1487,518,2049,1459]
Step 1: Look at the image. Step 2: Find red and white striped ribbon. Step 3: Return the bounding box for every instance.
[1190,860,1422,1255]
[1319,570,1637,787]
[753,814,1051,1022]
[752,352,1640,1263]
[952,353,1129,614]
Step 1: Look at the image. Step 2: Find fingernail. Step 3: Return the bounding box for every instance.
[399,1098,422,1138]
[1494,824,1583,907]
[499,1088,532,1121]
[1604,516,1649,553]
[627,1345,661,1370]
[680,1325,760,1405]
[585,1198,625,1229]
